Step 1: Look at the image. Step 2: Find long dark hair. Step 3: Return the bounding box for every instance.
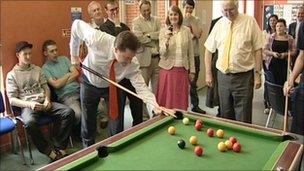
[266,14,278,34]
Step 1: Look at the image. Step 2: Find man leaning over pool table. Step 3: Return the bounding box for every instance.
[70,19,166,148]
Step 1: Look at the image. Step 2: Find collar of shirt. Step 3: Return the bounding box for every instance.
[140,15,151,21]
[222,14,241,24]
[107,18,118,25]
[90,20,99,29]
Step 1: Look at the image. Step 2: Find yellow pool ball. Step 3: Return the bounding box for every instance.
[225,140,233,150]
[182,118,190,125]
[168,126,176,135]
[218,142,227,152]
[189,136,198,145]
[216,129,224,138]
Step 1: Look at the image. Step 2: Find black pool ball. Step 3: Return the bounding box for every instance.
[96,146,109,158]
[178,139,186,149]
[175,111,184,120]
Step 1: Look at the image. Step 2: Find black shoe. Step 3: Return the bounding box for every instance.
[192,107,206,114]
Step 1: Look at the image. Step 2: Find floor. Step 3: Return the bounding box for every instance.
[0,86,303,171]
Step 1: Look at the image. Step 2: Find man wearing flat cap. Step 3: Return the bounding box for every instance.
[6,41,75,162]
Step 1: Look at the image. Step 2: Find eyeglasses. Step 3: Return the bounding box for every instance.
[109,7,118,12]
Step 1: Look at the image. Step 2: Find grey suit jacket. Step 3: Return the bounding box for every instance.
[132,16,161,67]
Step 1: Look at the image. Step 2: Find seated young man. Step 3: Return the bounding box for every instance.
[6,41,75,161]
[42,40,81,135]
[42,40,108,136]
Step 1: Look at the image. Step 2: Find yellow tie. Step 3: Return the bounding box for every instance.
[221,22,233,72]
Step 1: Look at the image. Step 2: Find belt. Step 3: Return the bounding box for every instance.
[225,70,253,76]
[151,54,160,58]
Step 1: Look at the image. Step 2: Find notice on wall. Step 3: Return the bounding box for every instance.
[263,5,274,30]
[71,7,82,22]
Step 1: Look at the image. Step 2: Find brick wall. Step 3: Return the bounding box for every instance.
[125,3,140,28]
[157,1,166,26]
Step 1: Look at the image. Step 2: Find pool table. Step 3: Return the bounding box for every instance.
[39,111,303,170]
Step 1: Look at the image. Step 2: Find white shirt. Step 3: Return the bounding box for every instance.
[89,19,100,29]
[174,31,183,67]
[70,19,158,116]
[204,14,263,73]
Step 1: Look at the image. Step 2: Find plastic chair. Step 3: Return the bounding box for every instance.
[0,92,26,165]
[12,105,52,164]
[264,81,287,128]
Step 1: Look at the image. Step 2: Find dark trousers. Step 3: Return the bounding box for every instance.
[80,76,124,147]
[206,52,220,108]
[263,62,271,109]
[291,82,304,135]
[21,102,75,154]
[119,78,143,126]
[217,70,254,123]
[190,56,200,108]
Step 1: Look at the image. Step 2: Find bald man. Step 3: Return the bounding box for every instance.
[204,0,263,123]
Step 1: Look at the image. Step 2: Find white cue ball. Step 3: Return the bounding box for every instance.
[183,117,190,125]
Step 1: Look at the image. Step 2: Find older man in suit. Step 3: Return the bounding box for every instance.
[288,6,304,39]
[132,0,161,94]
[288,6,304,68]
[132,0,161,120]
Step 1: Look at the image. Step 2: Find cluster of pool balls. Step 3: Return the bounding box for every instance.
[167,117,242,157]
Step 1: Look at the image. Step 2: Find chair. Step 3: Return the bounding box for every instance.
[10,102,73,165]
[0,92,26,165]
[265,81,288,128]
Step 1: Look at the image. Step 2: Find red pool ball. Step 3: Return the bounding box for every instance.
[195,123,202,131]
[233,142,241,153]
[194,146,203,156]
[229,136,237,144]
[207,128,214,137]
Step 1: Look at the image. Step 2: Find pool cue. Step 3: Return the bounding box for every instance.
[283,50,291,133]
[80,63,177,118]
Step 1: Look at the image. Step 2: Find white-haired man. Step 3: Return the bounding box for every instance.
[87,1,104,29]
[204,0,263,123]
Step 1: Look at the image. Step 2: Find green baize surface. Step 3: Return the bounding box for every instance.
[60,114,287,170]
